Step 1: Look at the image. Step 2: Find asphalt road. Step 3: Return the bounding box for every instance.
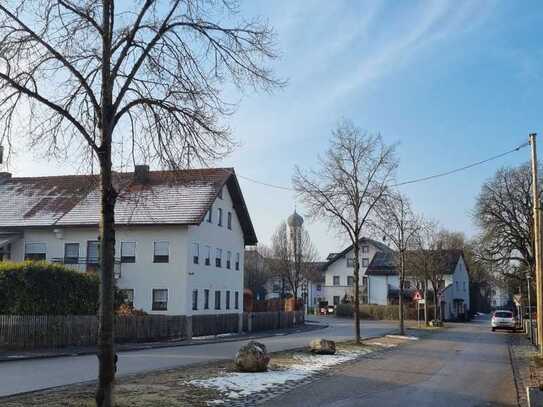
[262,316,517,407]
[0,317,396,398]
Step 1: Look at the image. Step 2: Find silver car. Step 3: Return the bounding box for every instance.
[491,310,516,331]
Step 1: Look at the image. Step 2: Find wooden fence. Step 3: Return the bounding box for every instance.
[0,311,305,350]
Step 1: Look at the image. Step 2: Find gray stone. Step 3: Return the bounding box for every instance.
[527,386,543,407]
[234,341,270,372]
[309,338,336,355]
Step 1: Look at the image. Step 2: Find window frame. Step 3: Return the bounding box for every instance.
[226,290,230,310]
[204,245,211,266]
[361,258,369,267]
[226,250,231,269]
[235,252,240,270]
[214,290,221,310]
[192,289,198,311]
[120,241,136,264]
[152,288,168,311]
[192,242,200,265]
[333,296,340,306]
[153,241,170,263]
[333,276,340,286]
[204,289,210,309]
[347,276,354,286]
[120,288,135,307]
[362,245,369,253]
[227,211,232,230]
[218,186,223,199]
[234,291,239,310]
[24,242,47,261]
[207,205,213,223]
[63,242,80,264]
[215,248,222,268]
[346,257,354,268]
[217,208,223,226]
[86,240,100,265]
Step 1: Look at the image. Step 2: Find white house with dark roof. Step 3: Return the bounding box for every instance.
[322,238,393,307]
[366,249,471,320]
[0,166,256,315]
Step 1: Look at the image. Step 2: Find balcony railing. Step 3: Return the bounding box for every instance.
[50,257,122,279]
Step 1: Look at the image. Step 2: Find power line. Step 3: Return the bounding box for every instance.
[237,140,530,191]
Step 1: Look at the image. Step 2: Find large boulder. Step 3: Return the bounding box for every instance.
[234,341,270,372]
[309,338,336,355]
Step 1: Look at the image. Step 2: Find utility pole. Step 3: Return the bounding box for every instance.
[529,133,543,355]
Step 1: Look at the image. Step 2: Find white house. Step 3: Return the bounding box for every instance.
[0,166,257,315]
[366,249,471,320]
[322,238,393,307]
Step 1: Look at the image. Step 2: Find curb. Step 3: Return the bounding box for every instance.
[0,322,329,364]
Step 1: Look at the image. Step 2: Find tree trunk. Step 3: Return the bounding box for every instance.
[423,282,428,325]
[398,253,405,335]
[353,242,361,344]
[96,2,116,406]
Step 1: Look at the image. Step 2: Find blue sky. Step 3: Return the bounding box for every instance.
[8,1,543,258]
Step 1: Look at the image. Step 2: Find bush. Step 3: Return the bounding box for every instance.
[0,261,124,315]
[334,303,419,320]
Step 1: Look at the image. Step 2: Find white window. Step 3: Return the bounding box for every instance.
[215,248,222,267]
[204,245,211,266]
[192,290,198,311]
[121,241,136,263]
[87,240,100,264]
[121,289,134,307]
[333,296,340,306]
[192,243,199,265]
[64,243,79,264]
[152,289,168,311]
[226,250,232,269]
[347,276,354,286]
[204,289,210,309]
[153,241,169,263]
[235,252,240,270]
[362,258,369,267]
[333,276,340,286]
[218,208,223,226]
[347,258,354,268]
[207,206,213,223]
[362,245,369,253]
[227,212,232,230]
[24,242,46,261]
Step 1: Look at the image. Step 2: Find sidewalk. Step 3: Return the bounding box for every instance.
[0,320,327,363]
[509,332,543,407]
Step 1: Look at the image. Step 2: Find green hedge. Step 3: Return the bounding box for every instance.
[0,261,122,315]
[335,303,421,320]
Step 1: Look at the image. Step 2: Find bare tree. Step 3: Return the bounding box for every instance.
[370,192,420,335]
[293,120,397,343]
[244,244,273,301]
[474,163,540,275]
[0,2,282,405]
[270,221,318,307]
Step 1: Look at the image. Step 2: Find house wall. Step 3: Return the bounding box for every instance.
[441,257,470,320]
[368,275,399,305]
[8,185,246,316]
[322,243,380,306]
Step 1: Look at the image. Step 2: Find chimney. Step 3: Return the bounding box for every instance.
[134,165,150,183]
[0,172,11,184]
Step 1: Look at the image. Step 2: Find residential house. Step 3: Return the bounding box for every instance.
[366,249,471,320]
[0,166,257,315]
[322,238,393,307]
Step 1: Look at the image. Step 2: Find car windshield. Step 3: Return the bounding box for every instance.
[494,311,513,318]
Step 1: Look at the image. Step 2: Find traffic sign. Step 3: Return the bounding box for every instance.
[413,291,422,301]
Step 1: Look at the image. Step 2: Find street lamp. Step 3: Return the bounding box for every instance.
[527,273,534,346]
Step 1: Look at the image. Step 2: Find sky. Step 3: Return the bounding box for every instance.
[4,1,543,259]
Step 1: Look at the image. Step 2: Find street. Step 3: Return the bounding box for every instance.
[0,317,396,398]
[262,316,517,407]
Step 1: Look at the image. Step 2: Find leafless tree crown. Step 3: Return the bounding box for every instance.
[0,0,284,169]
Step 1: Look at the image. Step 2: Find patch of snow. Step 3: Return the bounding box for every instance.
[191,348,372,401]
[385,335,419,341]
[368,341,397,348]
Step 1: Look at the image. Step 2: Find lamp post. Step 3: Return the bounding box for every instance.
[527,273,534,346]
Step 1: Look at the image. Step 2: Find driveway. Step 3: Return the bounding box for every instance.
[0,316,396,397]
[261,316,517,407]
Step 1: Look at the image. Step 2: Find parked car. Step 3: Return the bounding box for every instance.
[491,310,516,332]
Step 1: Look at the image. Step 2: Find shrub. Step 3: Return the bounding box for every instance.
[334,303,419,320]
[0,261,124,315]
